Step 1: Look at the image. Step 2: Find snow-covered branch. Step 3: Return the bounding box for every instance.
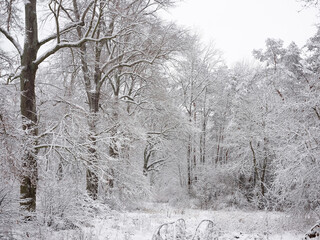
[0,27,22,56]
[38,1,94,46]
[99,54,160,88]
[34,35,116,66]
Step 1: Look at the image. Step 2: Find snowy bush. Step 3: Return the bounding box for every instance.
[0,182,21,238]
[37,162,86,229]
[153,184,189,209]
[192,165,249,210]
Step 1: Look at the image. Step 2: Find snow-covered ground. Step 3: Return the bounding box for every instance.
[42,203,314,240]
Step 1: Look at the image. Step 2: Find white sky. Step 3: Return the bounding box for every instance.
[164,0,319,65]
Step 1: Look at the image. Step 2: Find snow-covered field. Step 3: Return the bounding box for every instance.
[40,203,314,240]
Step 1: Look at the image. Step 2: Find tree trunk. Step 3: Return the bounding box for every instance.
[260,118,268,198]
[200,123,206,164]
[107,83,120,192]
[200,124,207,164]
[215,136,220,165]
[187,134,192,194]
[86,91,100,200]
[143,141,154,176]
[143,145,150,176]
[215,128,223,164]
[192,102,197,182]
[200,87,208,164]
[20,0,39,213]
[249,141,258,187]
[260,137,268,197]
[72,0,101,199]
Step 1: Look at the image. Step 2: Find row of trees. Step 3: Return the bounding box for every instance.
[0,0,182,213]
[0,0,319,227]
[151,32,320,214]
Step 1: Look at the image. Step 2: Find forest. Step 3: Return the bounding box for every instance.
[0,0,320,239]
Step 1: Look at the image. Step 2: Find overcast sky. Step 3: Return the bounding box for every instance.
[164,0,319,65]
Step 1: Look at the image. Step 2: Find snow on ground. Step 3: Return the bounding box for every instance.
[46,203,312,240]
[6,203,314,239]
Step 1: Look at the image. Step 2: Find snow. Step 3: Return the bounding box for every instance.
[39,204,310,240]
[2,202,314,239]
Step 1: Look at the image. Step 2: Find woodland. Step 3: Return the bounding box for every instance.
[0,0,320,239]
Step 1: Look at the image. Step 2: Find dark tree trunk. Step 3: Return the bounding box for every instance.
[260,137,268,197]
[20,0,39,213]
[187,134,192,194]
[143,143,152,176]
[249,141,258,187]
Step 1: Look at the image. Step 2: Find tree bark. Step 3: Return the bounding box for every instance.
[20,0,39,213]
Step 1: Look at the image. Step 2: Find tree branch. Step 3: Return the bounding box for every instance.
[38,1,94,46]
[99,55,159,88]
[313,106,320,121]
[147,158,166,170]
[34,35,116,66]
[0,27,22,56]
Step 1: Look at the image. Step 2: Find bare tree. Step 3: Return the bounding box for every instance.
[0,0,119,213]
[67,0,183,198]
[173,34,222,194]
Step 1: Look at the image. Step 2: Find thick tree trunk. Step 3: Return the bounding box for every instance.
[20,0,39,213]
[20,66,38,212]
